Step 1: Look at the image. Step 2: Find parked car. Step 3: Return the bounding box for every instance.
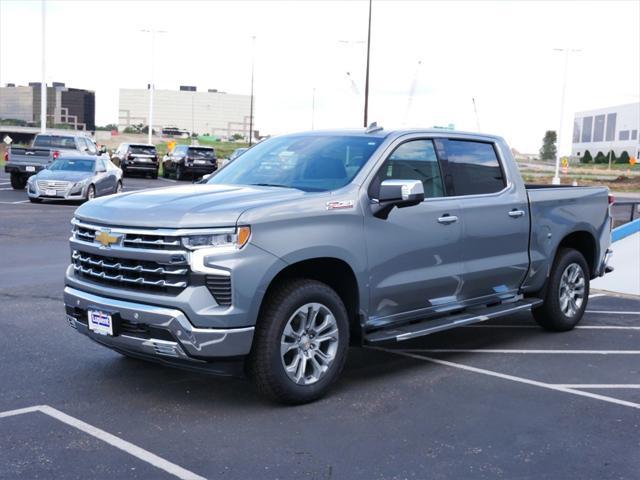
[63,127,612,404]
[27,155,122,203]
[162,145,217,180]
[111,143,159,178]
[219,147,249,169]
[5,134,105,189]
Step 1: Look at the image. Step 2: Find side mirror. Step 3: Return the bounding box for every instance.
[99,146,107,154]
[372,179,425,219]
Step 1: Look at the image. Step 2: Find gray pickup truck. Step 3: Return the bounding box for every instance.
[63,128,612,404]
[5,133,102,189]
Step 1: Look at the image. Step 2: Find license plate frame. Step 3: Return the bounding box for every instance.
[88,309,114,336]
[45,189,57,196]
[25,166,35,172]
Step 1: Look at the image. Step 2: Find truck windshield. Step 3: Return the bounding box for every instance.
[33,135,77,149]
[208,135,382,192]
[48,158,95,172]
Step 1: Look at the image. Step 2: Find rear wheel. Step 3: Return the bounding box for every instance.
[162,165,169,178]
[10,173,27,190]
[248,279,349,404]
[533,248,590,331]
[115,181,123,194]
[151,170,158,179]
[175,164,185,181]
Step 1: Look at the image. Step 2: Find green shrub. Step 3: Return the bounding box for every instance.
[617,151,631,164]
[594,151,607,164]
[580,150,593,164]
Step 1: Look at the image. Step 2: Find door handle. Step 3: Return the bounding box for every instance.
[437,215,458,224]
[508,209,525,218]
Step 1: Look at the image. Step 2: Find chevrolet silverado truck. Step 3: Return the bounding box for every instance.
[63,128,613,404]
[5,133,102,189]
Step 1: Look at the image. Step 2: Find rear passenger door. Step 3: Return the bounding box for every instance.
[439,139,529,303]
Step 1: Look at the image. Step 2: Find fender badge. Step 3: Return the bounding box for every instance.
[326,200,354,210]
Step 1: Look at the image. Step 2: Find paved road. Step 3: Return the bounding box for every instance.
[1,170,639,479]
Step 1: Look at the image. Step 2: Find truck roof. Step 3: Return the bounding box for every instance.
[285,127,504,142]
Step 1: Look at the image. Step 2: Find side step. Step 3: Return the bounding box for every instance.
[364,298,543,344]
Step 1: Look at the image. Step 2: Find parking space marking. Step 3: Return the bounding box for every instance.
[465,325,640,330]
[552,384,640,389]
[157,177,178,183]
[585,310,640,315]
[373,348,640,410]
[589,293,607,299]
[399,349,640,354]
[0,404,206,480]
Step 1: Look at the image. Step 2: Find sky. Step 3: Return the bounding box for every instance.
[0,0,638,154]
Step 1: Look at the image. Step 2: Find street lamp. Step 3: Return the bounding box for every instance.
[552,47,581,185]
[140,29,167,145]
[40,0,46,133]
[363,0,372,127]
[248,36,256,146]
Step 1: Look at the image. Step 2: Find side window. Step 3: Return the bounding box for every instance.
[76,137,88,152]
[86,139,98,155]
[443,140,506,196]
[372,139,444,199]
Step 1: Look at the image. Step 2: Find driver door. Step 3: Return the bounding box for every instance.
[364,137,464,329]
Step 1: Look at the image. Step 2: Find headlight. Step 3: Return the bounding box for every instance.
[181,226,251,251]
[71,179,90,191]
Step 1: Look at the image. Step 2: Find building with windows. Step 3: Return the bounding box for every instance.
[0,82,95,131]
[118,86,254,140]
[571,103,639,160]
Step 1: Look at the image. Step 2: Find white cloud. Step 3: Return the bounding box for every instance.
[1,0,638,153]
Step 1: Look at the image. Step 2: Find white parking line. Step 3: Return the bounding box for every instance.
[399,349,640,354]
[585,310,640,316]
[373,348,640,410]
[0,404,206,480]
[465,325,640,330]
[552,384,640,389]
[157,177,177,183]
[589,293,607,299]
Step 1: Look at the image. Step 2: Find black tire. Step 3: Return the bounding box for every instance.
[121,167,128,177]
[29,197,42,203]
[248,279,350,404]
[86,184,96,201]
[115,181,123,194]
[151,170,158,179]
[10,173,27,190]
[175,164,185,181]
[533,248,590,332]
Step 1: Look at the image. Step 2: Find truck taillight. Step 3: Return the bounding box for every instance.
[53,150,60,160]
[3,152,7,162]
[608,194,615,205]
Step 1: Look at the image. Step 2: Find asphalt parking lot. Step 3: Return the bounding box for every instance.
[1,168,639,480]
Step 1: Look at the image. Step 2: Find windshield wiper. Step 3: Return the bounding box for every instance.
[250,183,299,190]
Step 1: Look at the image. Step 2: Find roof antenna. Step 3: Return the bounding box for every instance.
[365,122,383,134]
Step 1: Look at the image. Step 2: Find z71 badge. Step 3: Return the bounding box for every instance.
[326,200,354,210]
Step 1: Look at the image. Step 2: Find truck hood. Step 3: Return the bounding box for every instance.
[74,183,306,228]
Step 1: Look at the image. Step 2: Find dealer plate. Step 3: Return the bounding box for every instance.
[88,310,113,336]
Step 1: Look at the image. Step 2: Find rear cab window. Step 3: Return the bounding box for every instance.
[33,135,77,149]
[129,145,157,155]
[441,139,506,196]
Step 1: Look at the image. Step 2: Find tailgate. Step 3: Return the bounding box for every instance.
[9,147,51,165]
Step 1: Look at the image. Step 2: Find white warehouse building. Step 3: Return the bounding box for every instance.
[118,87,254,139]
[571,102,639,160]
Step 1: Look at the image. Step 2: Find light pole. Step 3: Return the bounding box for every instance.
[40,0,46,133]
[552,47,581,185]
[363,0,372,127]
[248,35,256,146]
[141,29,166,145]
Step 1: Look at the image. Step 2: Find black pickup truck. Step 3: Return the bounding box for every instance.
[5,134,103,189]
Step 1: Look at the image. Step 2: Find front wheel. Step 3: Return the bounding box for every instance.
[533,248,590,331]
[86,184,96,201]
[175,164,185,181]
[248,279,349,404]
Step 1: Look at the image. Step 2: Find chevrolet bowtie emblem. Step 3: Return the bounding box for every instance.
[95,229,120,248]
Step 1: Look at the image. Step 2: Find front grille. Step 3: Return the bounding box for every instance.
[205,275,232,306]
[38,180,70,194]
[72,251,188,293]
[72,223,181,251]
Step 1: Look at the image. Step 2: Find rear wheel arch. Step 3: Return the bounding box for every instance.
[554,230,598,278]
[258,257,362,344]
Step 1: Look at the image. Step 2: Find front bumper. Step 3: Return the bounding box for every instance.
[27,182,86,201]
[64,286,254,371]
